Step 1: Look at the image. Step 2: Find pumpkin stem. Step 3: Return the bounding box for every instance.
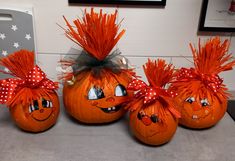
[0,50,34,79]
[62,8,125,61]
[143,59,174,88]
[191,37,235,75]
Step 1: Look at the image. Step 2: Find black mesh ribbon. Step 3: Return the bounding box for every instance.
[61,49,130,80]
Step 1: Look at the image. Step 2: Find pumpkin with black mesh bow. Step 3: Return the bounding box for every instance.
[126,59,181,146]
[60,9,135,124]
[0,50,60,132]
[170,37,235,129]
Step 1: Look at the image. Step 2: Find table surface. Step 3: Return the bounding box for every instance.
[0,98,235,161]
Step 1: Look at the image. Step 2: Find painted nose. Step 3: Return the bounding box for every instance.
[40,109,44,113]
[141,116,152,126]
[192,104,202,111]
[106,97,115,102]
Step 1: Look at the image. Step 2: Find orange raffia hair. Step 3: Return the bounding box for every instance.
[0,50,57,107]
[144,59,174,88]
[61,8,135,82]
[172,37,235,101]
[126,59,179,120]
[63,8,125,61]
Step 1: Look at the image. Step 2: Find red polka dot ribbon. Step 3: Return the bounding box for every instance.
[0,65,58,104]
[177,68,223,93]
[127,79,181,118]
[127,79,175,104]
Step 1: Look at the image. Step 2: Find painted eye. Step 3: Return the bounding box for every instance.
[201,99,209,107]
[115,84,127,96]
[29,100,39,113]
[88,86,105,100]
[137,111,145,120]
[137,112,142,120]
[42,98,53,108]
[150,114,158,123]
[185,97,195,104]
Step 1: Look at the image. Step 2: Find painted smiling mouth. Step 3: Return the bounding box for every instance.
[191,114,208,120]
[32,112,53,122]
[182,108,211,121]
[99,105,122,113]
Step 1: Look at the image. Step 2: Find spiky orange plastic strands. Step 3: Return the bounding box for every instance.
[63,8,125,61]
[0,50,34,79]
[190,37,235,75]
[143,59,174,88]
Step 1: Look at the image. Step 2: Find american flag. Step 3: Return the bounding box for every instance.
[0,8,35,78]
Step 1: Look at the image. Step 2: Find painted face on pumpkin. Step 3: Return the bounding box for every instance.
[9,93,60,132]
[133,107,167,138]
[87,84,127,113]
[137,110,159,126]
[183,96,211,120]
[179,94,227,128]
[129,101,178,145]
[63,70,133,124]
[28,98,54,122]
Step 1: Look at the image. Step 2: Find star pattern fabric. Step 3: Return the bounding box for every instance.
[0,9,35,77]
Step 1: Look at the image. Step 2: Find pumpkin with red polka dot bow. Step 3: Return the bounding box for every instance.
[0,50,60,132]
[170,37,235,129]
[126,59,180,146]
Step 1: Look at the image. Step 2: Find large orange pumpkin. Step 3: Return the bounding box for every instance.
[0,50,60,132]
[63,69,133,123]
[61,9,134,123]
[126,59,180,146]
[170,37,235,129]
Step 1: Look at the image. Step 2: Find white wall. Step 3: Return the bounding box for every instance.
[0,0,235,91]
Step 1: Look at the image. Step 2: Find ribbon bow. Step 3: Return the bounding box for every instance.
[127,79,180,118]
[0,65,58,104]
[127,79,173,104]
[177,68,223,93]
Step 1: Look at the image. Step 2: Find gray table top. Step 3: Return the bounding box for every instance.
[0,98,235,161]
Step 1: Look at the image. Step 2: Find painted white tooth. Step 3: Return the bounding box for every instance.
[108,108,111,111]
[29,105,32,113]
[112,107,116,110]
[192,115,198,119]
[50,102,53,108]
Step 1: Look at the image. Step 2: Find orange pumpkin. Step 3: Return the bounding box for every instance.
[175,91,227,129]
[170,37,235,129]
[126,59,180,146]
[61,9,134,123]
[0,50,60,132]
[63,70,133,123]
[10,92,60,132]
[129,101,178,145]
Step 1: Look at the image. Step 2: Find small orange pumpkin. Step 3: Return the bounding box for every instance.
[61,9,134,123]
[0,50,60,132]
[170,37,235,129]
[126,59,180,146]
[10,92,59,132]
